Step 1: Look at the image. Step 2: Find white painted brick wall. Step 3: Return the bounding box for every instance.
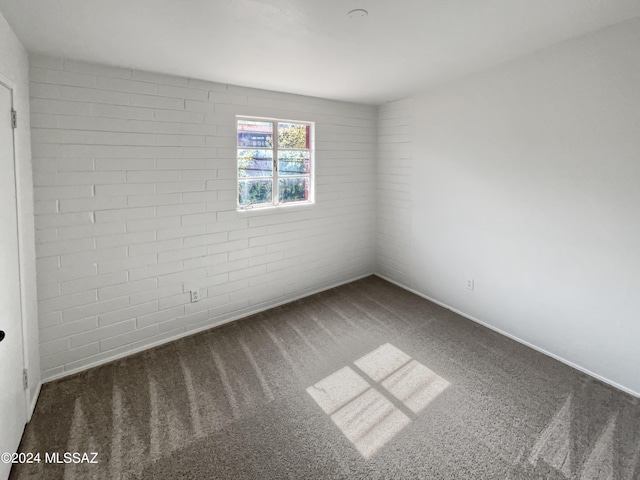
[30,55,376,379]
[376,99,413,287]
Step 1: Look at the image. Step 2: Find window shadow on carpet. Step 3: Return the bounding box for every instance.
[307,343,450,458]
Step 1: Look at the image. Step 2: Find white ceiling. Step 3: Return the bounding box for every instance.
[1,0,639,104]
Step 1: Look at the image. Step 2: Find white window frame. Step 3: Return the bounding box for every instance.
[236,116,314,211]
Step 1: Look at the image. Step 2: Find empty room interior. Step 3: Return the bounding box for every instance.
[1,1,639,478]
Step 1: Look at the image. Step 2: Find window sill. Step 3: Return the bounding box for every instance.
[236,201,315,215]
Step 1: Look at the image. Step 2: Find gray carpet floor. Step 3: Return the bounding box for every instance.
[10,276,640,479]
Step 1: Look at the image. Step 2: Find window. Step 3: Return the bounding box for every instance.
[237,117,314,209]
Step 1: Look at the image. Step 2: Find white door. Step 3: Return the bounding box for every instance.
[0,83,27,480]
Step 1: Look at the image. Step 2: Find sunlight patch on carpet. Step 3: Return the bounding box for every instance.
[307,343,449,458]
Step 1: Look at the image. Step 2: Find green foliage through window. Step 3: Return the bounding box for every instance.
[237,118,312,208]
[238,179,272,206]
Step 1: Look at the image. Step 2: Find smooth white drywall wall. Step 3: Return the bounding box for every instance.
[383,16,640,395]
[0,12,40,408]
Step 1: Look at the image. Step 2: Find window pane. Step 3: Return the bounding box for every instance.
[278,123,309,149]
[278,177,309,203]
[278,151,310,176]
[238,149,273,177]
[238,120,273,148]
[238,179,273,206]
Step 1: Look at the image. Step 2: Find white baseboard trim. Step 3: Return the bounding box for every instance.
[375,273,640,399]
[28,381,42,422]
[43,272,374,385]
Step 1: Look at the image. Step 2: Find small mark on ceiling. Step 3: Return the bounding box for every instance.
[347,9,368,20]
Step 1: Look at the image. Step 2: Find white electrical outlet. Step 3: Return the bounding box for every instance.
[190,290,199,302]
[466,279,474,290]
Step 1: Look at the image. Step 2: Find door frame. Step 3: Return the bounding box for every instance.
[0,74,30,422]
